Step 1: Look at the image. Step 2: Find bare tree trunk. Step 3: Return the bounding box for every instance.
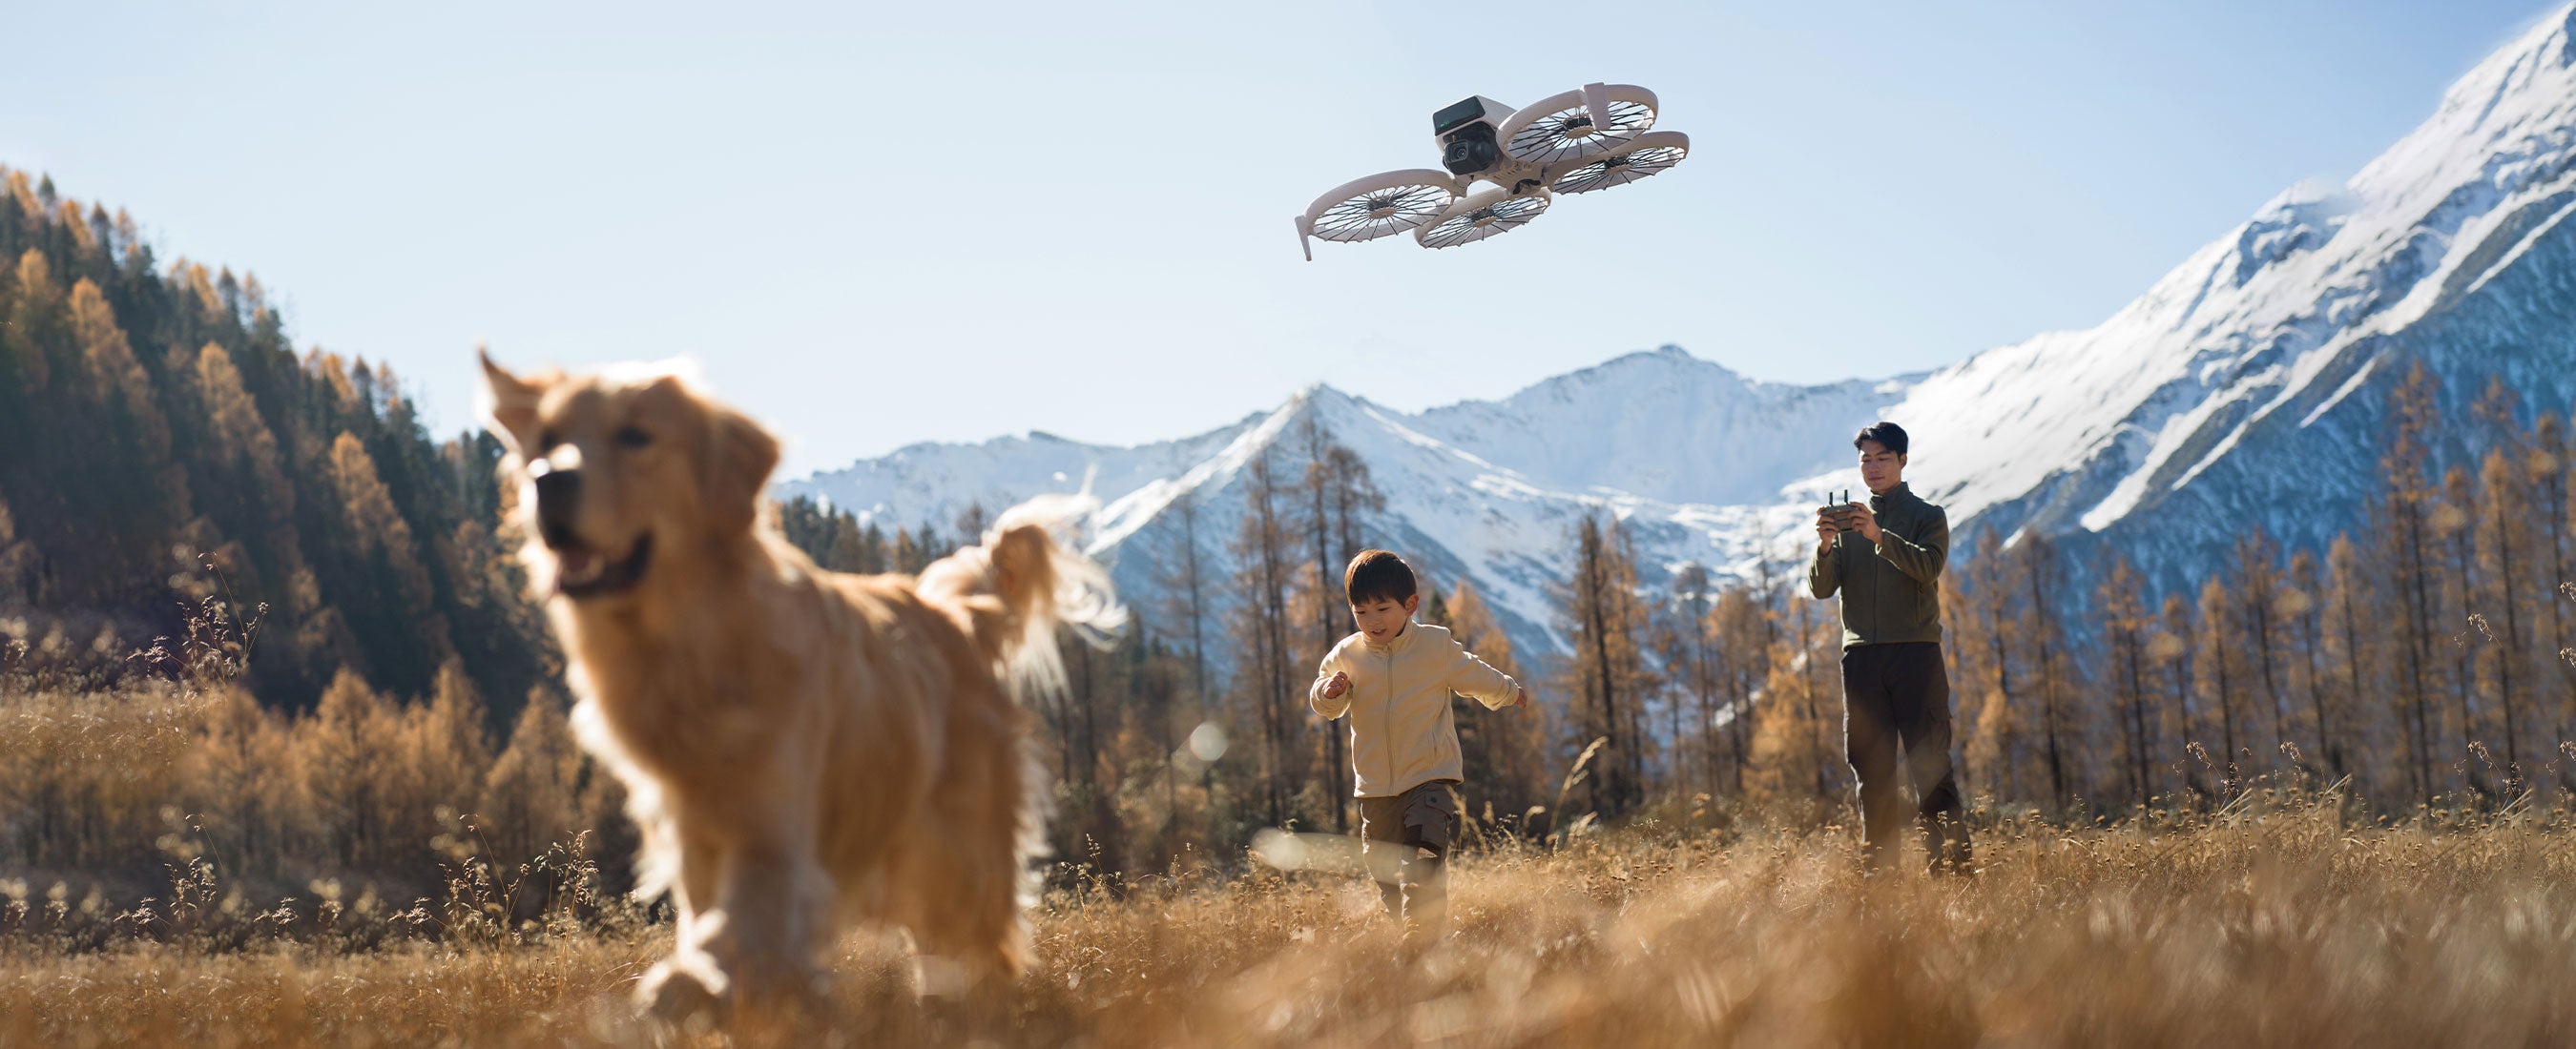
[2402,503,2437,801]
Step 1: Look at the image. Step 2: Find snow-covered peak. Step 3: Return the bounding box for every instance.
[1411,345,1902,506]
[2349,6,2576,211]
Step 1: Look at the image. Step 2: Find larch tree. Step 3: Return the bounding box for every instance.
[2157,593,2206,799]
[2283,549,2339,777]
[2232,529,2292,759]
[2016,536,2076,808]
[1709,582,1770,796]
[2098,558,2156,806]
[482,687,586,866]
[1447,576,1548,827]
[2380,362,2444,801]
[1556,509,1653,816]
[2530,411,2574,755]
[1231,448,1299,828]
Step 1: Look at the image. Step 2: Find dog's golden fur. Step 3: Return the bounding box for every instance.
[477,352,1119,1011]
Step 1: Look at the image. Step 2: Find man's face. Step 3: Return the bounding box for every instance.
[1352,594,1418,642]
[1859,440,1906,494]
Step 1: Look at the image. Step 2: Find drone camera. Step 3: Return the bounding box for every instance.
[1432,95,1514,177]
[1441,126,1499,177]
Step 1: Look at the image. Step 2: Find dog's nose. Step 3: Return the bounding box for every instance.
[532,462,582,545]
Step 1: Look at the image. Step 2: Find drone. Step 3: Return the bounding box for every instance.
[1296,83,1688,259]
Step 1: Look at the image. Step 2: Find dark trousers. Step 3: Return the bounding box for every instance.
[1359,779,1458,937]
[1841,643,1972,873]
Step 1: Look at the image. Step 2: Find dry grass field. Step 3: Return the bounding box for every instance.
[9,795,2575,1048]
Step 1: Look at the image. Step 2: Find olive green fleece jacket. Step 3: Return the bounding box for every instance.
[1808,483,1948,648]
[1308,621,1522,798]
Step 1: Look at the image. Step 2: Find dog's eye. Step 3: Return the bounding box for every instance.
[615,426,653,449]
[538,429,560,452]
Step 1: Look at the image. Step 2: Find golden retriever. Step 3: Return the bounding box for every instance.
[476,351,1120,1013]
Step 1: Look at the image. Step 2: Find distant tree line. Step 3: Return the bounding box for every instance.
[0,167,551,722]
[1948,363,2576,812]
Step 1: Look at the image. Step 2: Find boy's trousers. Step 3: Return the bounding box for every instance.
[1359,778,1459,937]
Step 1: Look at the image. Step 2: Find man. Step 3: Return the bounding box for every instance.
[1808,422,1973,874]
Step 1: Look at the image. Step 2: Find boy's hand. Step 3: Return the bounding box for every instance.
[1322,670,1350,700]
[1511,687,1530,710]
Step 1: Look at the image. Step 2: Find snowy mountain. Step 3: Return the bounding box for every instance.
[791,348,1899,663]
[790,6,2576,666]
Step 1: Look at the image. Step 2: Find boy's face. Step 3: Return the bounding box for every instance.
[1351,593,1419,643]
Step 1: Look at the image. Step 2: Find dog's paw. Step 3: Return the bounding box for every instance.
[638,955,729,1022]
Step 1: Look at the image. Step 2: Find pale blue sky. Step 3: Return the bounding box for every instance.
[3,1,2556,476]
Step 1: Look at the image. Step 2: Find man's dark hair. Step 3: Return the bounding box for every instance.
[1344,548,1417,607]
[1854,421,1910,457]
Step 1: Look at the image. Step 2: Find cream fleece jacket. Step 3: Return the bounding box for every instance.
[1308,621,1522,798]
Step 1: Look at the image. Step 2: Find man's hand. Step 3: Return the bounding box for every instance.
[1322,670,1350,700]
[1849,502,1881,544]
[1815,511,1839,555]
[1510,686,1531,710]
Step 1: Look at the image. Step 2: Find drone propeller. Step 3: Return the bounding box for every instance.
[1495,83,1658,168]
[1296,169,1463,261]
[1414,187,1550,249]
[1546,131,1690,195]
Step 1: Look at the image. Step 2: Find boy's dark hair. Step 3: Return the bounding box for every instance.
[1854,421,1910,457]
[1343,548,1417,607]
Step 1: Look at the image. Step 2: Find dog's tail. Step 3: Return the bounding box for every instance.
[912,494,1120,977]
[916,492,1127,703]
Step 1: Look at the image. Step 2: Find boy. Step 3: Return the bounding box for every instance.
[1309,549,1531,940]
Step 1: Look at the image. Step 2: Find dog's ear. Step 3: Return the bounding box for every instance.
[702,399,780,537]
[477,346,545,455]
